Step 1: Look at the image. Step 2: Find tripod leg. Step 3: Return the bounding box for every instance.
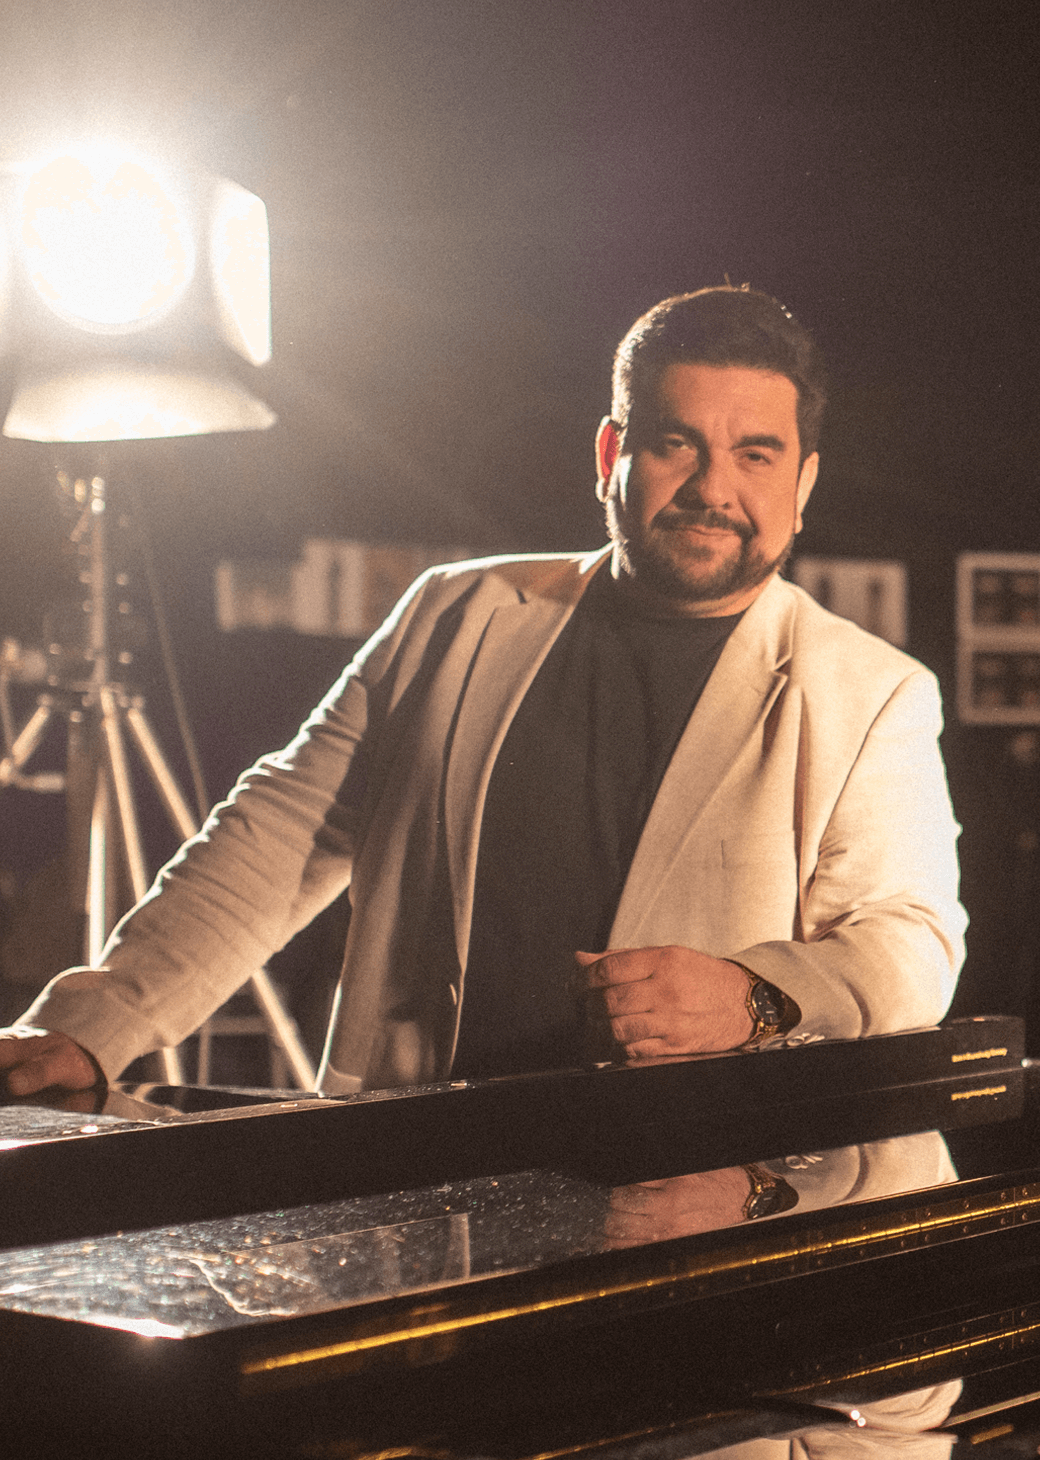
[96,689,184,1084]
[196,1022,213,1086]
[123,698,316,1090]
[123,700,199,841]
[97,685,149,901]
[87,773,118,966]
[64,710,94,962]
[248,968,317,1091]
[0,698,58,787]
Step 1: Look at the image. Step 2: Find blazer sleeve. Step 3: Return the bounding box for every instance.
[16,567,441,1083]
[732,668,967,1041]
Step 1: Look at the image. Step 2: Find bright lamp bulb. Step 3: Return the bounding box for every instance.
[19,147,196,334]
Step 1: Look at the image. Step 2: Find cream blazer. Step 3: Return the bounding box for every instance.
[26,550,966,1091]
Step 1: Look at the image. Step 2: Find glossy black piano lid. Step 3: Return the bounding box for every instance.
[0,1017,1038,1460]
[0,1016,1026,1246]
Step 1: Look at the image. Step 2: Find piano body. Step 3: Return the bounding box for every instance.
[1,1015,1039,1458]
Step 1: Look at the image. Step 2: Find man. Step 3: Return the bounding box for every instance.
[0,286,966,1097]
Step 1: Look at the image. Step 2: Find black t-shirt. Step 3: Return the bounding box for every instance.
[449,569,743,1079]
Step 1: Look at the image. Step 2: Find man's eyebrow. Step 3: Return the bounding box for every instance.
[652,416,704,442]
[735,433,787,452]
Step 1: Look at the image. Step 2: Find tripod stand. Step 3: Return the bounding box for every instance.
[0,472,316,1089]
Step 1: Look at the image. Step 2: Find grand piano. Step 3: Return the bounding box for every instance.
[3,1016,1039,1459]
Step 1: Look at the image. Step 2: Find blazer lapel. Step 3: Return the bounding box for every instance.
[610,578,793,946]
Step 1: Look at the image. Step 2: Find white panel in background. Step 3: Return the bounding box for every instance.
[956,552,1040,725]
[214,559,294,633]
[791,558,908,647]
[216,539,470,638]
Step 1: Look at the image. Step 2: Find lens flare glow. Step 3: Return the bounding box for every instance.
[19,145,196,333]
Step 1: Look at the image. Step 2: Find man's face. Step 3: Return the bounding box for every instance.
[596,362,818,617]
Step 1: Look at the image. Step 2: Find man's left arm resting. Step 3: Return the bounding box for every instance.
[580,668,966,1054]
[734,668,966,1041]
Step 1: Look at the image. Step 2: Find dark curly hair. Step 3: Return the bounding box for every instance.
[611,286,828,459]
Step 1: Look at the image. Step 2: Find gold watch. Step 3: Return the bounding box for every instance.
[742,1163,799,1220]
[734,963,799,1047]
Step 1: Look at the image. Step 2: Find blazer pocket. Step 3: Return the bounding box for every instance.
[708,832,800,944]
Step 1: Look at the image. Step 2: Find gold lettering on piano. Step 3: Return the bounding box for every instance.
[951,1047,1008,1062]
[951,1085,1007,1100]
[972,1425,1015,1444]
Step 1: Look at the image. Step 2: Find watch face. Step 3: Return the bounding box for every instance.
[749,982,783,1026]
[745,1184,788,1220]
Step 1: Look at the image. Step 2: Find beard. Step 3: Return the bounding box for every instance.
[606,499,793,610]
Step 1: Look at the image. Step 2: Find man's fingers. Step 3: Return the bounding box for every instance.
[6,1057,60,1097]
[603,1214,653,1245]
[0,1027,48,1067]
[600,981,652,1017]
[575,949,646,986]
[577,946,758,1055]
[617,1037,668,1061]
[0,1031,98,1096]
[608,1014,659,1047]
[7,1055,95,1096]
[607,1183,665,1214]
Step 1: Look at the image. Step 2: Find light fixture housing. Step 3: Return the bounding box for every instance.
[0,146,275,442]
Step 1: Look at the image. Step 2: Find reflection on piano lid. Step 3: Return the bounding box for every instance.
[0,1130,959,1337]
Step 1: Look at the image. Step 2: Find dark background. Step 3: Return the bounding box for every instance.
[0,0,1037,1046]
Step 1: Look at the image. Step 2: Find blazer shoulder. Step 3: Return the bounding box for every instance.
[773,577,932,687]
[353,547,608,680]
[410,546,610,609]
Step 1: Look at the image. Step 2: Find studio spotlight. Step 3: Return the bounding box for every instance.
[0,146,312,1089]
[0,144,275,441]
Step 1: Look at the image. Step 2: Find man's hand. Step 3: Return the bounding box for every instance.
[575,945,754,1059]
[604,1169,753,1247]
[0,1028,100,1098]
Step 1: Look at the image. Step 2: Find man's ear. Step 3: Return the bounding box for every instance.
[793,452,819,534]
[595,417,621,502]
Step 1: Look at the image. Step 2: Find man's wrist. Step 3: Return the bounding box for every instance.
[730,963,801,1047]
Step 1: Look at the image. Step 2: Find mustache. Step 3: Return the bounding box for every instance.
[652,506,753,542]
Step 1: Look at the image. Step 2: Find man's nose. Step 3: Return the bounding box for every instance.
[676,458,733,508]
